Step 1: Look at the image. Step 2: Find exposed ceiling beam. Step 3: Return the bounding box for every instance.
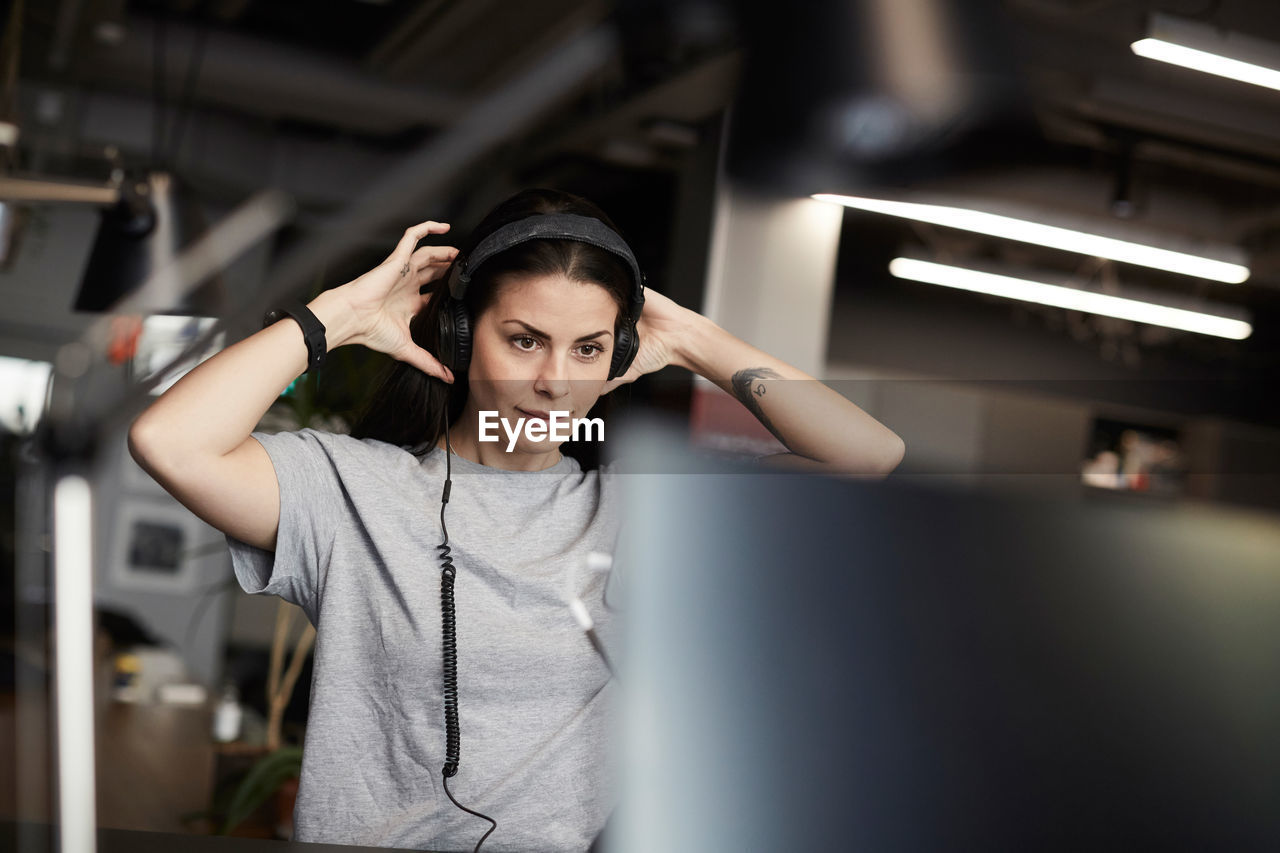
[75,15,469,135]
[0,175,118,203]
[1038,111,1280,193]
[366,0,609,93]
[49,0,88,71]
[208,0,253,22]
[365,0,458,77]
[1083,76,1280,163]
[525,50,740,164]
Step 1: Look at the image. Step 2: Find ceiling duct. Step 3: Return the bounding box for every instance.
[79,16,467,136]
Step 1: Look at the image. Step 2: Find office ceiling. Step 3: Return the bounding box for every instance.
[8,1,1274,202]
[4,0,1280,371]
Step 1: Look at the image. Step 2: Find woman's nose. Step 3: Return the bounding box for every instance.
[532,353,571,400]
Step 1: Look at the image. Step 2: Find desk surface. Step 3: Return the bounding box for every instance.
[2,821,449,852]
[0,671,216,834]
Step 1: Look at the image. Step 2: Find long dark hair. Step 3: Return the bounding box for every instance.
[349,188,634,457]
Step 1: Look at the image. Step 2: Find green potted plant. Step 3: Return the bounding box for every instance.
[211,599,313,837]
[220,745,304,836]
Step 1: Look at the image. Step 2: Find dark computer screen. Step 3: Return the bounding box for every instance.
[613,426,1280,851]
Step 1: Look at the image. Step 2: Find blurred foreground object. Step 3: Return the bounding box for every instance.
[616,422,1280,851]
[726,0,1044,194]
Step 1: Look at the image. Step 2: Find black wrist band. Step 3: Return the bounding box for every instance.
[263,301,327,373]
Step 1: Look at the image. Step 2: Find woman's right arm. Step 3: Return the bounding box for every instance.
[127,221,457,551]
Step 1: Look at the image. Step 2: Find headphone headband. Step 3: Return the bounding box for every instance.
[446,212,645,321]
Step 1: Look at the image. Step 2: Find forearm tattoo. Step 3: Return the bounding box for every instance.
[730,367,784,443]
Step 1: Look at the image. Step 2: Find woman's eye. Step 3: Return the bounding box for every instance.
[510,335,603,359]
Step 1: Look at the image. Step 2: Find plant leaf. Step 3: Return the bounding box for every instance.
[220,747,303,835]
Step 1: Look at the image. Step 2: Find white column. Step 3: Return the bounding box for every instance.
[702,182,843,378]
[53,474,98,853]
[690,178,844,454]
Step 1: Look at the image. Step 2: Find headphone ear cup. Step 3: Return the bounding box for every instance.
[437,297,472,374]
[609,318,639,381]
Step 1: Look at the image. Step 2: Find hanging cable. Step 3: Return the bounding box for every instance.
[436,403,498,852]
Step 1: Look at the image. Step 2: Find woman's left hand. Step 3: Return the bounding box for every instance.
[602,288,700,393]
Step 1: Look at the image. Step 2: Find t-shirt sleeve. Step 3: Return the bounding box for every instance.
[224,428,346,621]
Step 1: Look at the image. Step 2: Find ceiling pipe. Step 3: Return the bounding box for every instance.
[0,175,119,203]
[49,0,87,72]
[78,15,469,136]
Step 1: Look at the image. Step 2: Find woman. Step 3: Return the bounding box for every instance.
[129,188,904,852]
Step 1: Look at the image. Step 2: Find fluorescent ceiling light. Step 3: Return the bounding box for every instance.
[1131,39,1280,91]
[1132,13,1280,93]
[814,193,1250,283]
[888,257,1252,340]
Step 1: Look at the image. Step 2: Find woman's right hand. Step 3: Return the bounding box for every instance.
[332,220,458,383]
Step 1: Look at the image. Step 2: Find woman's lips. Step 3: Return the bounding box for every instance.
[517,408,555,422]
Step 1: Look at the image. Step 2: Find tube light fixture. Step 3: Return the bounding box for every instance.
[1132,13,1280,94]
[888,256,1252,340]
[814,193,1250,283]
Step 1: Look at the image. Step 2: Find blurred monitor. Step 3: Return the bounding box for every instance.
[612,424,1280,851]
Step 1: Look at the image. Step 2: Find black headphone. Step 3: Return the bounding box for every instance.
[436,212,646,381]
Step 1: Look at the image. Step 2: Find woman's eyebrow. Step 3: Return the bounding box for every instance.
[501,319,613,342]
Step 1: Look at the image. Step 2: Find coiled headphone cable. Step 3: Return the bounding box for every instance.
[437,407,498,852]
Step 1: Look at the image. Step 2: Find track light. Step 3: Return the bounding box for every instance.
[814,193,1250,283]
[888,256,1252,340]
[1132,13,1280,94]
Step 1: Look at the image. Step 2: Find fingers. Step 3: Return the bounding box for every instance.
[409,247,457,296]
[419,263,453,288]
[411,244,459,268]
[600,366,639,395]
[393,220,451,260]
[399,344,455,384]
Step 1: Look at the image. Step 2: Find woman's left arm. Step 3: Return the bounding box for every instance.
[607,290,906,478]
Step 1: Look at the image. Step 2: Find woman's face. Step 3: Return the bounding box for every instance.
[462,272,619,458]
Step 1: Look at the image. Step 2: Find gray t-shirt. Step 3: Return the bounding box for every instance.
[225,428,622,852]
